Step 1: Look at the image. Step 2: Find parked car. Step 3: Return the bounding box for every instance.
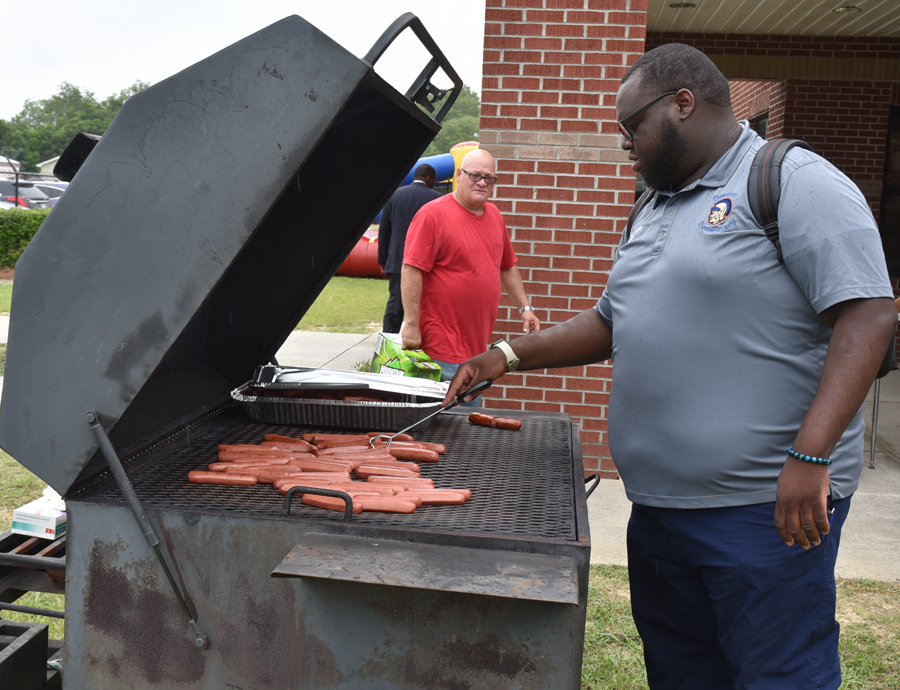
[33,182,68,207]
[0,180,52,210]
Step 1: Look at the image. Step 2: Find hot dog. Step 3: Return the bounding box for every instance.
[316,438,379,450]
[468,413,522,430]
[365,476,434,487]
[223,466,304,484]
[258,443,318,455]
[302,494,363,514]
[386,447,440,463]
[366,432,415,442]
[276,478,402,495]
[208,461,292,471]
[354,466,420,480]
[188,470,257,486]
[399,490,467,506]
[288,458,355,473]
[356,497,418,513]
[386,441,447,454]
[279,482,396,497]
[219,456,293,466]
[217,450,294,462]
[355,460,420,472]
[315,447,393,458]
[263,434,317,451]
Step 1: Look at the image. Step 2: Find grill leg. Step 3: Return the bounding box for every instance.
[870,379,881,469]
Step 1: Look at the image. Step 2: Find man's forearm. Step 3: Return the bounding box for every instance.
[509,308,612,371]
[793,297,897,457]
[500,266,530,309]
[400,264,424,326]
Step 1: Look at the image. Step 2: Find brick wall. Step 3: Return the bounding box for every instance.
[480,0,647,477]
[729,79,786,139]
[784,79,893,218]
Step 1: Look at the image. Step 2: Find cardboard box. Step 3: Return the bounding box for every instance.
[11,490,66,540]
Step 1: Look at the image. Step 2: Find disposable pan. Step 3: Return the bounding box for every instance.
[230,382,443,431]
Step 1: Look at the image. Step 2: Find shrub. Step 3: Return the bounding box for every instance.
[0,208,51,268]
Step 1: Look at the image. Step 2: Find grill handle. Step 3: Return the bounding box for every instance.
[584,474,600,500]
[362,12,463,124]
[282,486,355,521]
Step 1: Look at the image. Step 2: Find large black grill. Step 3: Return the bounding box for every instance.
[74,405,579,540]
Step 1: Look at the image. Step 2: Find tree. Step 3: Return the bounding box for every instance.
[0,81,148,172]
[423,84,480,157]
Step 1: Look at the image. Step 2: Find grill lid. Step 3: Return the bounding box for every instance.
[0,13,460,494]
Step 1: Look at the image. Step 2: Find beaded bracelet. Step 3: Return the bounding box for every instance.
[786,447,832,466]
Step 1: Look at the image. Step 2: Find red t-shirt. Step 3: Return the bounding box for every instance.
[403,194,517,363]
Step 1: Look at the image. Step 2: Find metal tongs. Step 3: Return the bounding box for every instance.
[369,379,493,447]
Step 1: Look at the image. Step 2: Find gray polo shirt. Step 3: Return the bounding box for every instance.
[596,123,893,508]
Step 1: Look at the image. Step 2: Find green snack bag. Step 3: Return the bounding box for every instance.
[370,332,442,382]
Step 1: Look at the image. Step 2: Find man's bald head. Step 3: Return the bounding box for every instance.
[454,149,497,214]
[460,149,495,171]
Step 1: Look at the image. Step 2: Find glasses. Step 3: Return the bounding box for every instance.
[617,90,678,141]
[460,168,499,185]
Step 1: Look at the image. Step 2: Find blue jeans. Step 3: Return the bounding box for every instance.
[433,359,482,407]
[627,497,851,690]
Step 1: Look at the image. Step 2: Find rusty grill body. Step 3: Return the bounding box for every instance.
[0,13,592,690]
[64,406,590,688]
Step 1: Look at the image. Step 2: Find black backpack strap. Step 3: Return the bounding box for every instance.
[747,138,813,263]
[624,188,656,243]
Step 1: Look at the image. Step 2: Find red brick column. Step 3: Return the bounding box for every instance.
[480,0,647,477]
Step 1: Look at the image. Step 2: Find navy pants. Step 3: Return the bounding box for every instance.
[627,497,851,690]
[382,272,403,334]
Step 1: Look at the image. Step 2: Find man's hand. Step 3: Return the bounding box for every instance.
[522,310,540,334]
[442,348,508,405]
[401,322,422,350]
[774,458,831,549]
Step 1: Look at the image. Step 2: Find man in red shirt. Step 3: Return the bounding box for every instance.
[400,149,539,397]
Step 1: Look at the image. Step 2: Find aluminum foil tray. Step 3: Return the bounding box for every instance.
[230,367,447,430]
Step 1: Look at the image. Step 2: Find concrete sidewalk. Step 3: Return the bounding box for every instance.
[2,319,898,581]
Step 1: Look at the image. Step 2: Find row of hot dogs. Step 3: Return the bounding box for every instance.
[186,432,471,514]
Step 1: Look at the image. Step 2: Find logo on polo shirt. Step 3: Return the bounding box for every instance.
[708,198,732,226]
[699,192,739,233]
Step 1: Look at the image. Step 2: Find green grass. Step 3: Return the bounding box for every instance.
[0,278,385,332]
[296,276,388,333]
[581,565,648,689]
[580,564,900,689]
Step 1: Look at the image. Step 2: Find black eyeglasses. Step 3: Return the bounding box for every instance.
[617,90,678,141]
[460,168,499,185]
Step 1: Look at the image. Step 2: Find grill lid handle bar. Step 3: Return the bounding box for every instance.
[362,12,463,124]
[282,486,355,521]
[86,412,210,650]
[584,474,600,500]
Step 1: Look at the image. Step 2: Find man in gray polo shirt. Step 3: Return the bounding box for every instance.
[444,44,896,690]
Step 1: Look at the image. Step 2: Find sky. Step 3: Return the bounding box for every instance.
[0,0,487,122]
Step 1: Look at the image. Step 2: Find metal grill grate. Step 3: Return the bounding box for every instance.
[83,408,578,540]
